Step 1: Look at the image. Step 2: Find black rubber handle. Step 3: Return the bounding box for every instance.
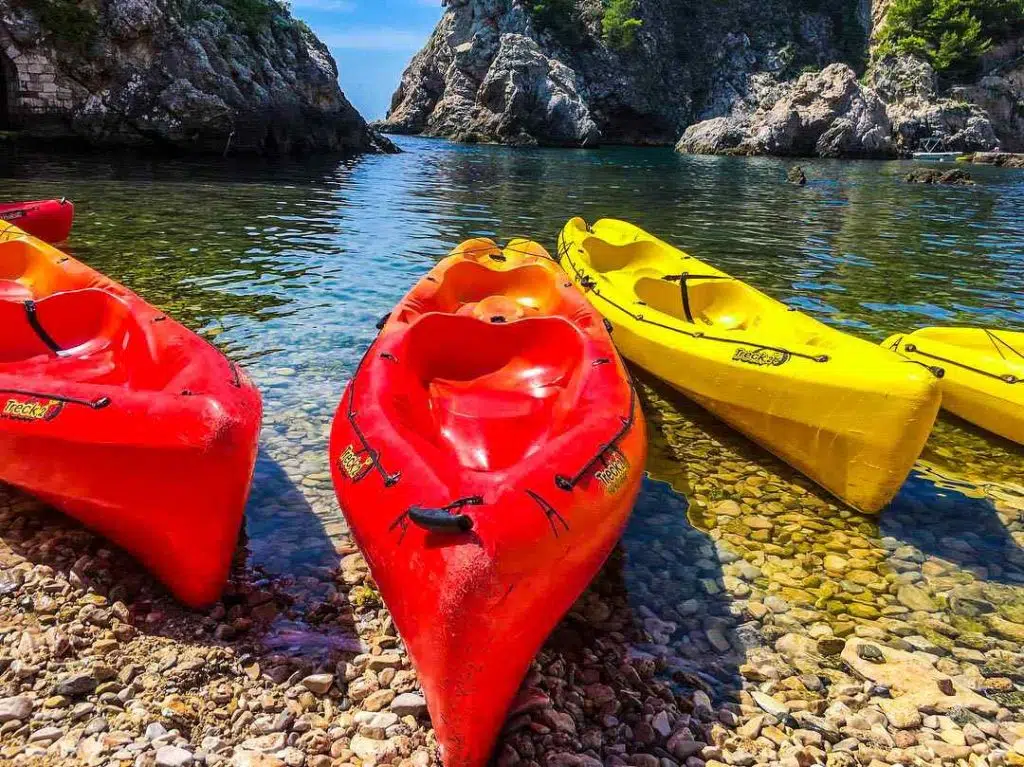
[408,506,474,533]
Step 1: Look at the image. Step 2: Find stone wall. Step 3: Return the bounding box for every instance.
[0,27,76,127]
[0,0,391,155]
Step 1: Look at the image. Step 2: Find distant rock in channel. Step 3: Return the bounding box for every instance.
[0,0,395,155]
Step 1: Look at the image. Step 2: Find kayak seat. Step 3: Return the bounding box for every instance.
[388,314,585,471]
[0,290,162,388]
[0,299,55,362]
[634,276,768,331]
[412,261,562,321]
[0,237,76,296]
[581,239,660,274]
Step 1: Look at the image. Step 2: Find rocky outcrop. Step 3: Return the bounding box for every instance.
[960,60,1024,152]
[385,0,870,146]
[0,0,393,155]
[676,53,1021,158]
[388,0,1024,157]
[676,64,893,158]
[969,151,1024,168]
[904,167,975,185]
[868,55,999,154]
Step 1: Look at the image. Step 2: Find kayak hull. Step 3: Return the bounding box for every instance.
[558,217,941,514]
[0,199,74,243]
[885,328,1024,445]
[0,223,261,607]
[329,239,646,766]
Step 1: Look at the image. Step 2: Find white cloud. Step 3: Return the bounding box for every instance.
[322,27,427,50]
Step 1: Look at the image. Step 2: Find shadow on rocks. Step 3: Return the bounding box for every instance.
[0,446,359,672]
[881,471,1024,586]
[489,395,745,766]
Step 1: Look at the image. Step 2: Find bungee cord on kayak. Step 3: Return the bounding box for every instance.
[556,234,834,364]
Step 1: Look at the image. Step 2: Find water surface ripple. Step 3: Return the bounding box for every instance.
[2,138,1022,671]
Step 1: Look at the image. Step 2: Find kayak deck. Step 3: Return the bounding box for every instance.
[330,238,646,766]
[0,222,262,607]
[558,217,942,514]
[886,328,1024,444]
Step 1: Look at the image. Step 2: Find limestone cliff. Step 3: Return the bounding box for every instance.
[0,0,394,155]
[384,0,870,146]
[387,0,1023,157]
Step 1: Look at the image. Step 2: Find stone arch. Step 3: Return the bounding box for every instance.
[0,50,17,128]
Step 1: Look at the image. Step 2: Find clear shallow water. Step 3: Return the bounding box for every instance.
[1,137,1023,676]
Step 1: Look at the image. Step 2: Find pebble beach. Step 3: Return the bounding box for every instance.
[1,143,1023,767]
[2,366,1022,767]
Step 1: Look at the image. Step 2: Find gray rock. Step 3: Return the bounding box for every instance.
[389,692,427,718]
[155,745,194,767]
[0,696,32,723]
[55,673,97,697]
[679,64,894,158]
[869,54,1000,153]
[750,690,790,720]
[384,0,866,147]
[1,0,393,156]
[28,725,64,743]
[300,674,334,695]
[858,644,885,663]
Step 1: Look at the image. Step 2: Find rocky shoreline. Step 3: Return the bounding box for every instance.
[383,1,1023,158]
[0,0,393,156]
[2,369,1022,767]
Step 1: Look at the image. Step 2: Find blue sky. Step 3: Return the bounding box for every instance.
[288,0,444,120]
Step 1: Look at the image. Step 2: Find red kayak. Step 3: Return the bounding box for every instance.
[0,222,261,607]
[0,199,74,243]
[329,238,647,766]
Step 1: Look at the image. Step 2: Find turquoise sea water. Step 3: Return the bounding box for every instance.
[1,138,1022,667]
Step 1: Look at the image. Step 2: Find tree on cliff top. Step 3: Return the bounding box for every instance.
[876,0,1024,77]
[602,0,643,50]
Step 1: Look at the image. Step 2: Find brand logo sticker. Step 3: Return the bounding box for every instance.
[338,444,373,481]
[732,347,791,367]
[594,451,630,495]
[0,210,26,221]
[2,397,63,422]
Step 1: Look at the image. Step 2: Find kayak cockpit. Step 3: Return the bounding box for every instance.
[384,313,586,471]
[0,289,164,388]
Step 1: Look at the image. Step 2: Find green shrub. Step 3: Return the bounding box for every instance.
[602,0,643,50]
[523,0,585,45]
[219,0,289,40]
[876,0,1024,77]
[21,0,98,54]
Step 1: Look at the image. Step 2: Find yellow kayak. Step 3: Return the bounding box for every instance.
[884,328,1024,445]
[557,218,942,514]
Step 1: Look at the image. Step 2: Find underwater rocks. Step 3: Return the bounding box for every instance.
[1,364,1022,766]
[0,0,394,155]
[905,168,976,185]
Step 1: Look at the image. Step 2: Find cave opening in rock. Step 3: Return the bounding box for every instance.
[0,52,17,129]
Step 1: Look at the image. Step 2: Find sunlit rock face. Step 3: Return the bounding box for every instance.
[384,0,866,147]
[0,0,394,155]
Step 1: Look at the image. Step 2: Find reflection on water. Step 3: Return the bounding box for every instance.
[1,138,1022,653]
